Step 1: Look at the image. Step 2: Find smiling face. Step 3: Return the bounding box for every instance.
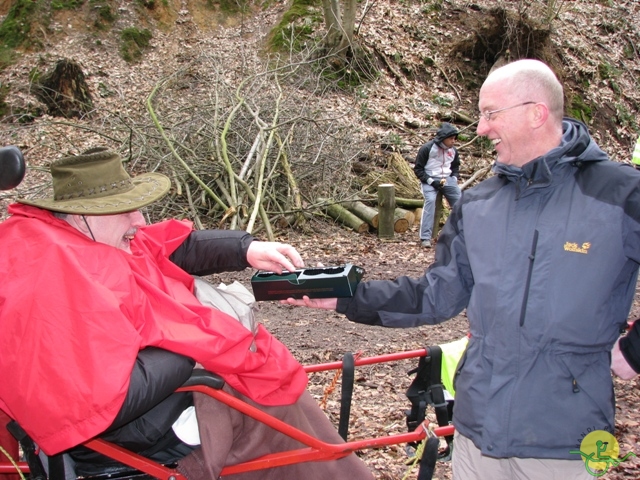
[476,81,536,167]
[77,210,146,253]
[476,59,565,168]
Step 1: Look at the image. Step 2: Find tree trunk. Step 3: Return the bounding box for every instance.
[325,201,369,234]
[377,184,396,239]
[322,0,342,48]
[322,0,357,60]
[344,200,379,228]
[336,0,356,51]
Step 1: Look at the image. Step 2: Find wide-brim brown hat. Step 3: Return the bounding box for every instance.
[18,147,171,215]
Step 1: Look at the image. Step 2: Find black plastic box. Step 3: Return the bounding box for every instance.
[251,264,365,301]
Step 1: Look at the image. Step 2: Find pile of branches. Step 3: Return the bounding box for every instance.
[127,50,375,239]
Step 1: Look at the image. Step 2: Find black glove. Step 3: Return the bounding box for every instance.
[428,177,445,191]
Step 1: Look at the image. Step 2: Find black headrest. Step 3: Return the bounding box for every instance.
[0,146,26,191]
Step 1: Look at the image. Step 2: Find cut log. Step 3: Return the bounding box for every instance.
[392,214,409,233]
[395,207,415,227]
[396,197,424,209]
[377,184,396,239]
[325,201,369,234]
[344,200,379,228]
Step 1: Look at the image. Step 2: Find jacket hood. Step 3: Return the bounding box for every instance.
[492,117,608,186]
[435,122,460,145]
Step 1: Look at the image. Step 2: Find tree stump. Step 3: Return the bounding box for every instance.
[35,59,93,118]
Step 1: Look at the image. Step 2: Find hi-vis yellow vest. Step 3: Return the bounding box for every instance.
[440,336,469,396]
[633,135,640,167]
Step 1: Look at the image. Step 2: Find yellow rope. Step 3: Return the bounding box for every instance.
[319,351,362,410]
[0,445,27,480]
[319,369,341,409]
[401,437,427,480]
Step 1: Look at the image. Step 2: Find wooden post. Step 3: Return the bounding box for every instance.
[432,191,443,240]
[378,184,396,239]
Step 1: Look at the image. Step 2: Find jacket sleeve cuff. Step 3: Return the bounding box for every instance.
[619,321,640,373]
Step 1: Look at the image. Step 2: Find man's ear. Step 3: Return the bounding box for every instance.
[531,102,550,129]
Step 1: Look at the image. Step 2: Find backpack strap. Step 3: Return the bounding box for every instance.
[405,346,451,433]
[424,346,450,429]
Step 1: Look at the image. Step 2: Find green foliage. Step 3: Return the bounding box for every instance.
[0,82,9,117]
[51,0,85,10]
[90,0,116,27]
[322,65,372,90]
[267,0,321,52]
[420,0,443,14]
[567,94,592,124]
[220,0,244,14]
[623,41,635,60]
[120,27,152,62]
[598,62,619,80]
[356,87,368,99]
[432,95,452,107]
[359,102,374,120]
[0,0,38,49]
[98,82,114,98]
[616,103,637,130]
[384,132,405,150]
[28,66,41,84]
[0,46,17,71]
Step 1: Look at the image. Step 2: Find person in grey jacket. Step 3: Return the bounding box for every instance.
[413,122,462,248]
[284,59,640,479]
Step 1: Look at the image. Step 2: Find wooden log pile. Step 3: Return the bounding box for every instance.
[324,198,423,235]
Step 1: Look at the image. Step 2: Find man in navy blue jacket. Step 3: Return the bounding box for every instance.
[285,59,640,479]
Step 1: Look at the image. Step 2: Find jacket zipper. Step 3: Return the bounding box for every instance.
[519,230,539,326]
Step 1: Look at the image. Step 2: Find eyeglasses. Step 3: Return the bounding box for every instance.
[478,101,536,122]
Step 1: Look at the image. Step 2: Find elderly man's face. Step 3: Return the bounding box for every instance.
[476,81,536,167]
[82,210,146,253]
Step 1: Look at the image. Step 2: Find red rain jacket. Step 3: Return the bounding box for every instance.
[0,204,307,454]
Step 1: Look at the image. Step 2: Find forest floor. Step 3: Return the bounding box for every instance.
[212,220,640,480]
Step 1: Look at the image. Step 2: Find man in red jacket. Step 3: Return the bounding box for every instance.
[0,147,373,480]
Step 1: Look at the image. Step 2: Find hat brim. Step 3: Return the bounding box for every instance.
[18,173,171,215]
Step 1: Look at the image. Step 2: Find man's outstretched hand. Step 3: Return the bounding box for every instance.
[611,339,638,380]
[280,295,338,310]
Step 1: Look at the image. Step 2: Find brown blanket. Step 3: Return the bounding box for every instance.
[177,386,374,480]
